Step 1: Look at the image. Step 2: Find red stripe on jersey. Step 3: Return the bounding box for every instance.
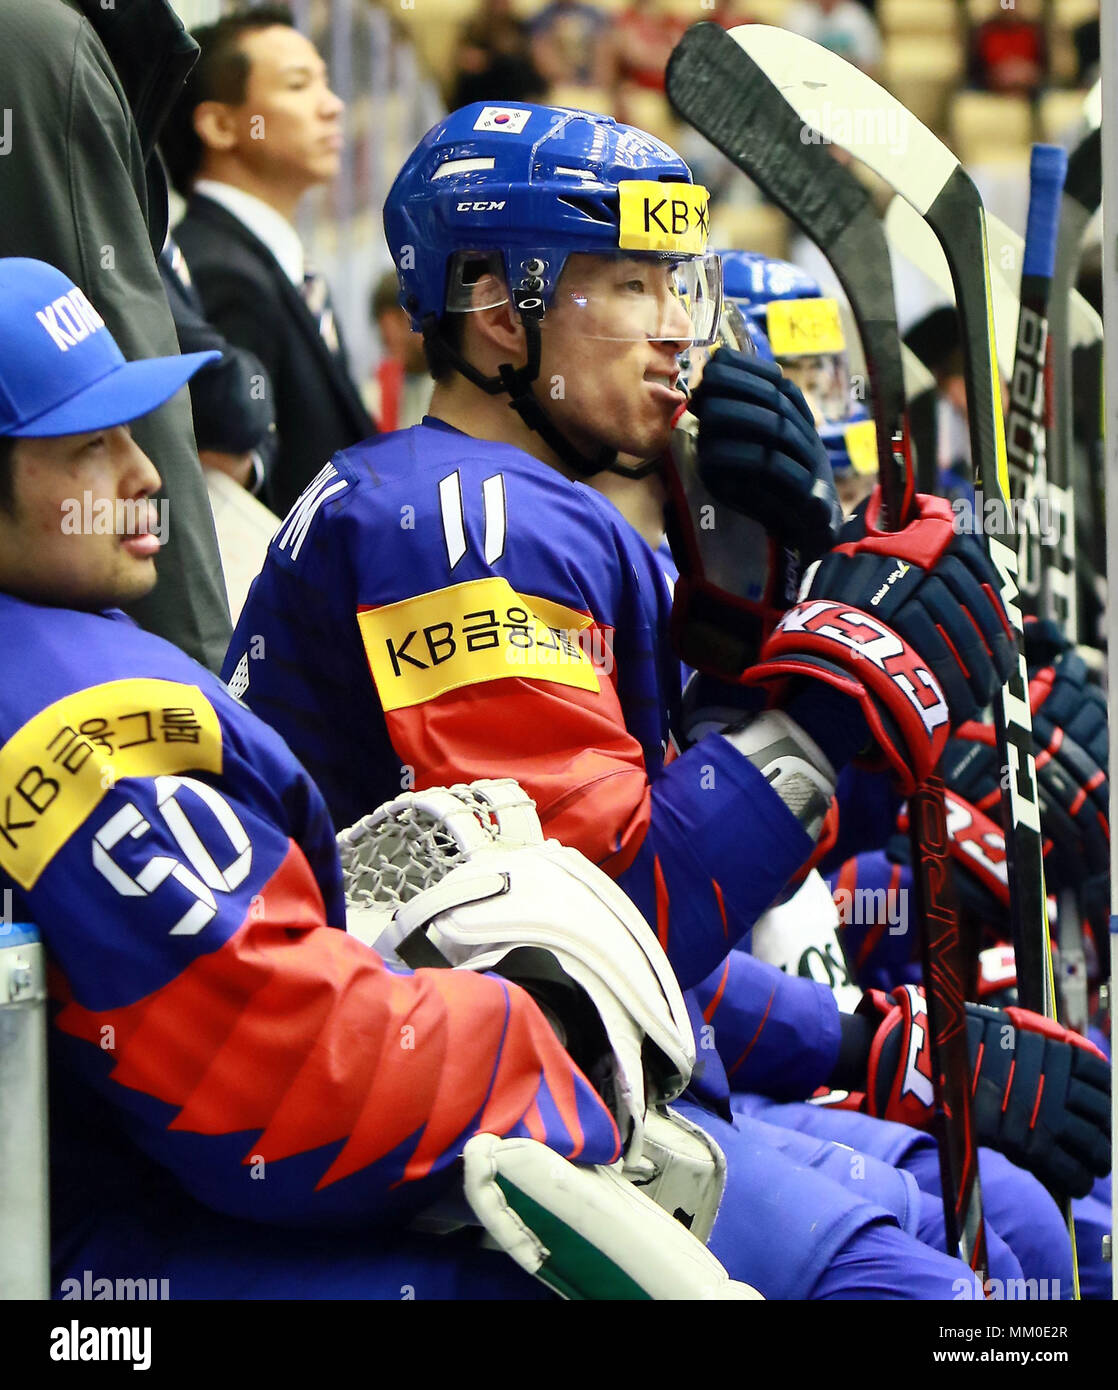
[54,840,615,1187]
[711,879,729,939]
[703,957,731,1024]
[727,988,776,1078]
[653,855,670,953]
[833,858,859,924]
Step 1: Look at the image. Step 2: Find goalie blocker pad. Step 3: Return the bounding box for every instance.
[462,1132,761,1300]
[340,780,695,1160]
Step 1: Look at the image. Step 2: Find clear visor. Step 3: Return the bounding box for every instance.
[778,351,852,424]
[445,250,722,348]
[563,253,722,348]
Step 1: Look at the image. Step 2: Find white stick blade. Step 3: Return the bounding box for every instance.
[725,24,958,216]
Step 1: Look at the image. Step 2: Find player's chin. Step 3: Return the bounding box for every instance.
[109,555,159,607]
[619,414,673,461]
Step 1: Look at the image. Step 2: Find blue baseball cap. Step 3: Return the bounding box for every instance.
[0,258,219,438]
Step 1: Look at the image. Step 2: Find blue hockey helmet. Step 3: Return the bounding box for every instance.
[383,104,721,477]
[385,102,720,343]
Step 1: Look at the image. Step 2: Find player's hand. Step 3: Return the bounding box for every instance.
[690,348,842,563]
[741,488,1016,792]
[861,984,1110,1198]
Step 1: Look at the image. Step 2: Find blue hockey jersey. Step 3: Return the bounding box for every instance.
[227,420,847,1097]
[0,592,620,1270]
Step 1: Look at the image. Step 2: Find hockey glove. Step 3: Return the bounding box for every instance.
[689,348,842,563]
[665,410,803,679]
[943,646,1109,932]
[892,791,1010,931]
[462,1132,762,1300]
[741,489,1016,793]
[862,983,1111,1198]
[339,779,694,1162]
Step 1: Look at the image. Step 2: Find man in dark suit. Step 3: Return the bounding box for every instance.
[161,5,375,518]
[0,0,232,672]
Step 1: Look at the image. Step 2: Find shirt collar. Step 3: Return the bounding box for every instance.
[194,180,305,286]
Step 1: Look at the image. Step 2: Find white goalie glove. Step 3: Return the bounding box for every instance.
[340,778,693,1160]
[338,779,761,1299]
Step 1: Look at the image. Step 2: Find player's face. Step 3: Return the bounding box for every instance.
[0,426,164,611]
[232,26,345,190]
[539,254,693,465]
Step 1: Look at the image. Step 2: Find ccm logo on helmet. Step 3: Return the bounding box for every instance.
[456,201,506,213]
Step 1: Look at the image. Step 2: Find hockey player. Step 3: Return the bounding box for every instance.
[226,104,1089,1295]
[0,256,777,1301]
[717,248,877,512]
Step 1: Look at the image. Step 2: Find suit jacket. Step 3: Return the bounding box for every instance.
[0,0,232,672]
[174,195,376,517]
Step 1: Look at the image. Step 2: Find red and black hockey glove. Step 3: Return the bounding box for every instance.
[861,983,1111,1198]
[942,643,1110,933]
[741,489,1016,792]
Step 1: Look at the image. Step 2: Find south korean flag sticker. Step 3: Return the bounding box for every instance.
[473,106,531,134]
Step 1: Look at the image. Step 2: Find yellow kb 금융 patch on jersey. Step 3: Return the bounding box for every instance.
[844,418,880,476]
[0,678,223,889]
[618,181,710,254]
[358,577,600,712]
[766,298,845,358]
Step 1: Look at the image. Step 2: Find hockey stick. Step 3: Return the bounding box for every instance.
[713,24,1056,1032]
[886,193,1104,641]
[1008,145,1092,1040]
[665,22,989,1278]
[885,197,1103,385]
[1097,5,1118,1300]
[1048,83,1101,647]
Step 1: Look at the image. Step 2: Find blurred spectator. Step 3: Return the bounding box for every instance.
[967,11,1046,98]
[159,239,277,495]
[366,271,433,432]
[904,305,974,498]
[1074,17,1099,89]
[452,0,546,108]
[615,0,686,93]
[783,0,882,76]
[0,0,232,672]
[161,5,375,518]
[529,0,616,94]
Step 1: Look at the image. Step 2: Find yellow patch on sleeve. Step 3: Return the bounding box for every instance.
[0,679,222,890]
[618,181,710,254]
[766,298,845,357]
[357,577,600,712]
[843,418,880,476]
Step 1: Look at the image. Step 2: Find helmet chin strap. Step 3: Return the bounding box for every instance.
[422,311,641,481]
